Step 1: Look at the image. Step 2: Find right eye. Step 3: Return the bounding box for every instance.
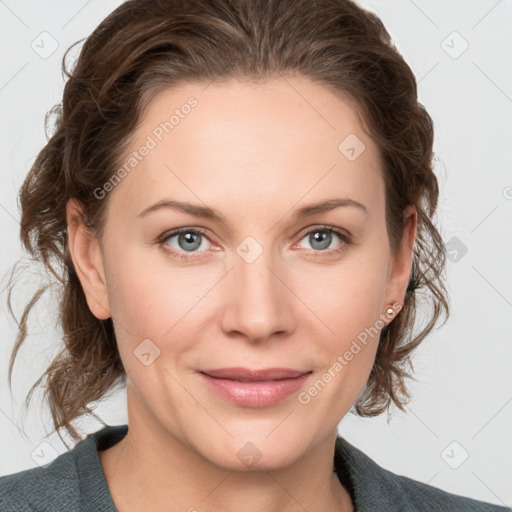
[158,227,215,260]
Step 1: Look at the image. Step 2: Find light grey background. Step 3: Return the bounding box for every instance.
[1,0,511,507]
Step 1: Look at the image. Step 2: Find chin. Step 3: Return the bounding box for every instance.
[190,427,313,472]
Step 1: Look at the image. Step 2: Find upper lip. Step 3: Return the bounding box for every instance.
[200,367,311,381]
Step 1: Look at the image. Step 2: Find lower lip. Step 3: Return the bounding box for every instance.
[199,372,311,408]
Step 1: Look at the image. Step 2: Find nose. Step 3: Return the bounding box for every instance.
[218,247,296,344]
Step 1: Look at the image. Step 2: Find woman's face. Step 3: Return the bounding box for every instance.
[68,76,416,470]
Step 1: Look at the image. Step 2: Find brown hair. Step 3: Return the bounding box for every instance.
[6,0,449,446]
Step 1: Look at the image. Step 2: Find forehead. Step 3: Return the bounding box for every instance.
[110,77,385,222]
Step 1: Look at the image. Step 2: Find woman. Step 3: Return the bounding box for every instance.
[1,0,509,510]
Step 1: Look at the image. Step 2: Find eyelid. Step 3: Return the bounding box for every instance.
[294,223,351,242]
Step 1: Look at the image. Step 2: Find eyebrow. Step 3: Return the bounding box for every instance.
[137,197,368,222]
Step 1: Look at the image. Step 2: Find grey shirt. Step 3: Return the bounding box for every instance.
[0,424,509,511]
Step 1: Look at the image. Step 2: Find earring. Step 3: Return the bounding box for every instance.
[386,307,394,315]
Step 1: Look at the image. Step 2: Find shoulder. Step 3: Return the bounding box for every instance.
[0,443,80,511]
[391,471,510,511]
[334,436,510,511]
[0,425,125,512]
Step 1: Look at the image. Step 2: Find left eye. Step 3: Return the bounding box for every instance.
[295,227,348,253]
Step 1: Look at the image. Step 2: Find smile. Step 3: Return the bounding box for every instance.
[199,367,312,407]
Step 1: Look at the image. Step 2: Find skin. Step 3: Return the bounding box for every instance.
[66,76,417,512]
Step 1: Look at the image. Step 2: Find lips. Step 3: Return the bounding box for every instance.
[200,367,309,381]
[198,367,312,407]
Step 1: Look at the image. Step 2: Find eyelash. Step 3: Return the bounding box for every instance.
[157,225,351,260]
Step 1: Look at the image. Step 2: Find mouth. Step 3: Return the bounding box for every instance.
[198,367,312,407]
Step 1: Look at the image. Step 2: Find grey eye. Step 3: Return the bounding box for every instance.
[307,230,333,251]
[177,232,202,251]
[164,230,210,253]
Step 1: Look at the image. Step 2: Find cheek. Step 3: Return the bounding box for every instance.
[296,255,388,340]
[104,250,215,352]
[292,254,388,399]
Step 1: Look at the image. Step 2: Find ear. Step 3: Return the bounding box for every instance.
[65,198,111,320]
[385,204,417,312]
